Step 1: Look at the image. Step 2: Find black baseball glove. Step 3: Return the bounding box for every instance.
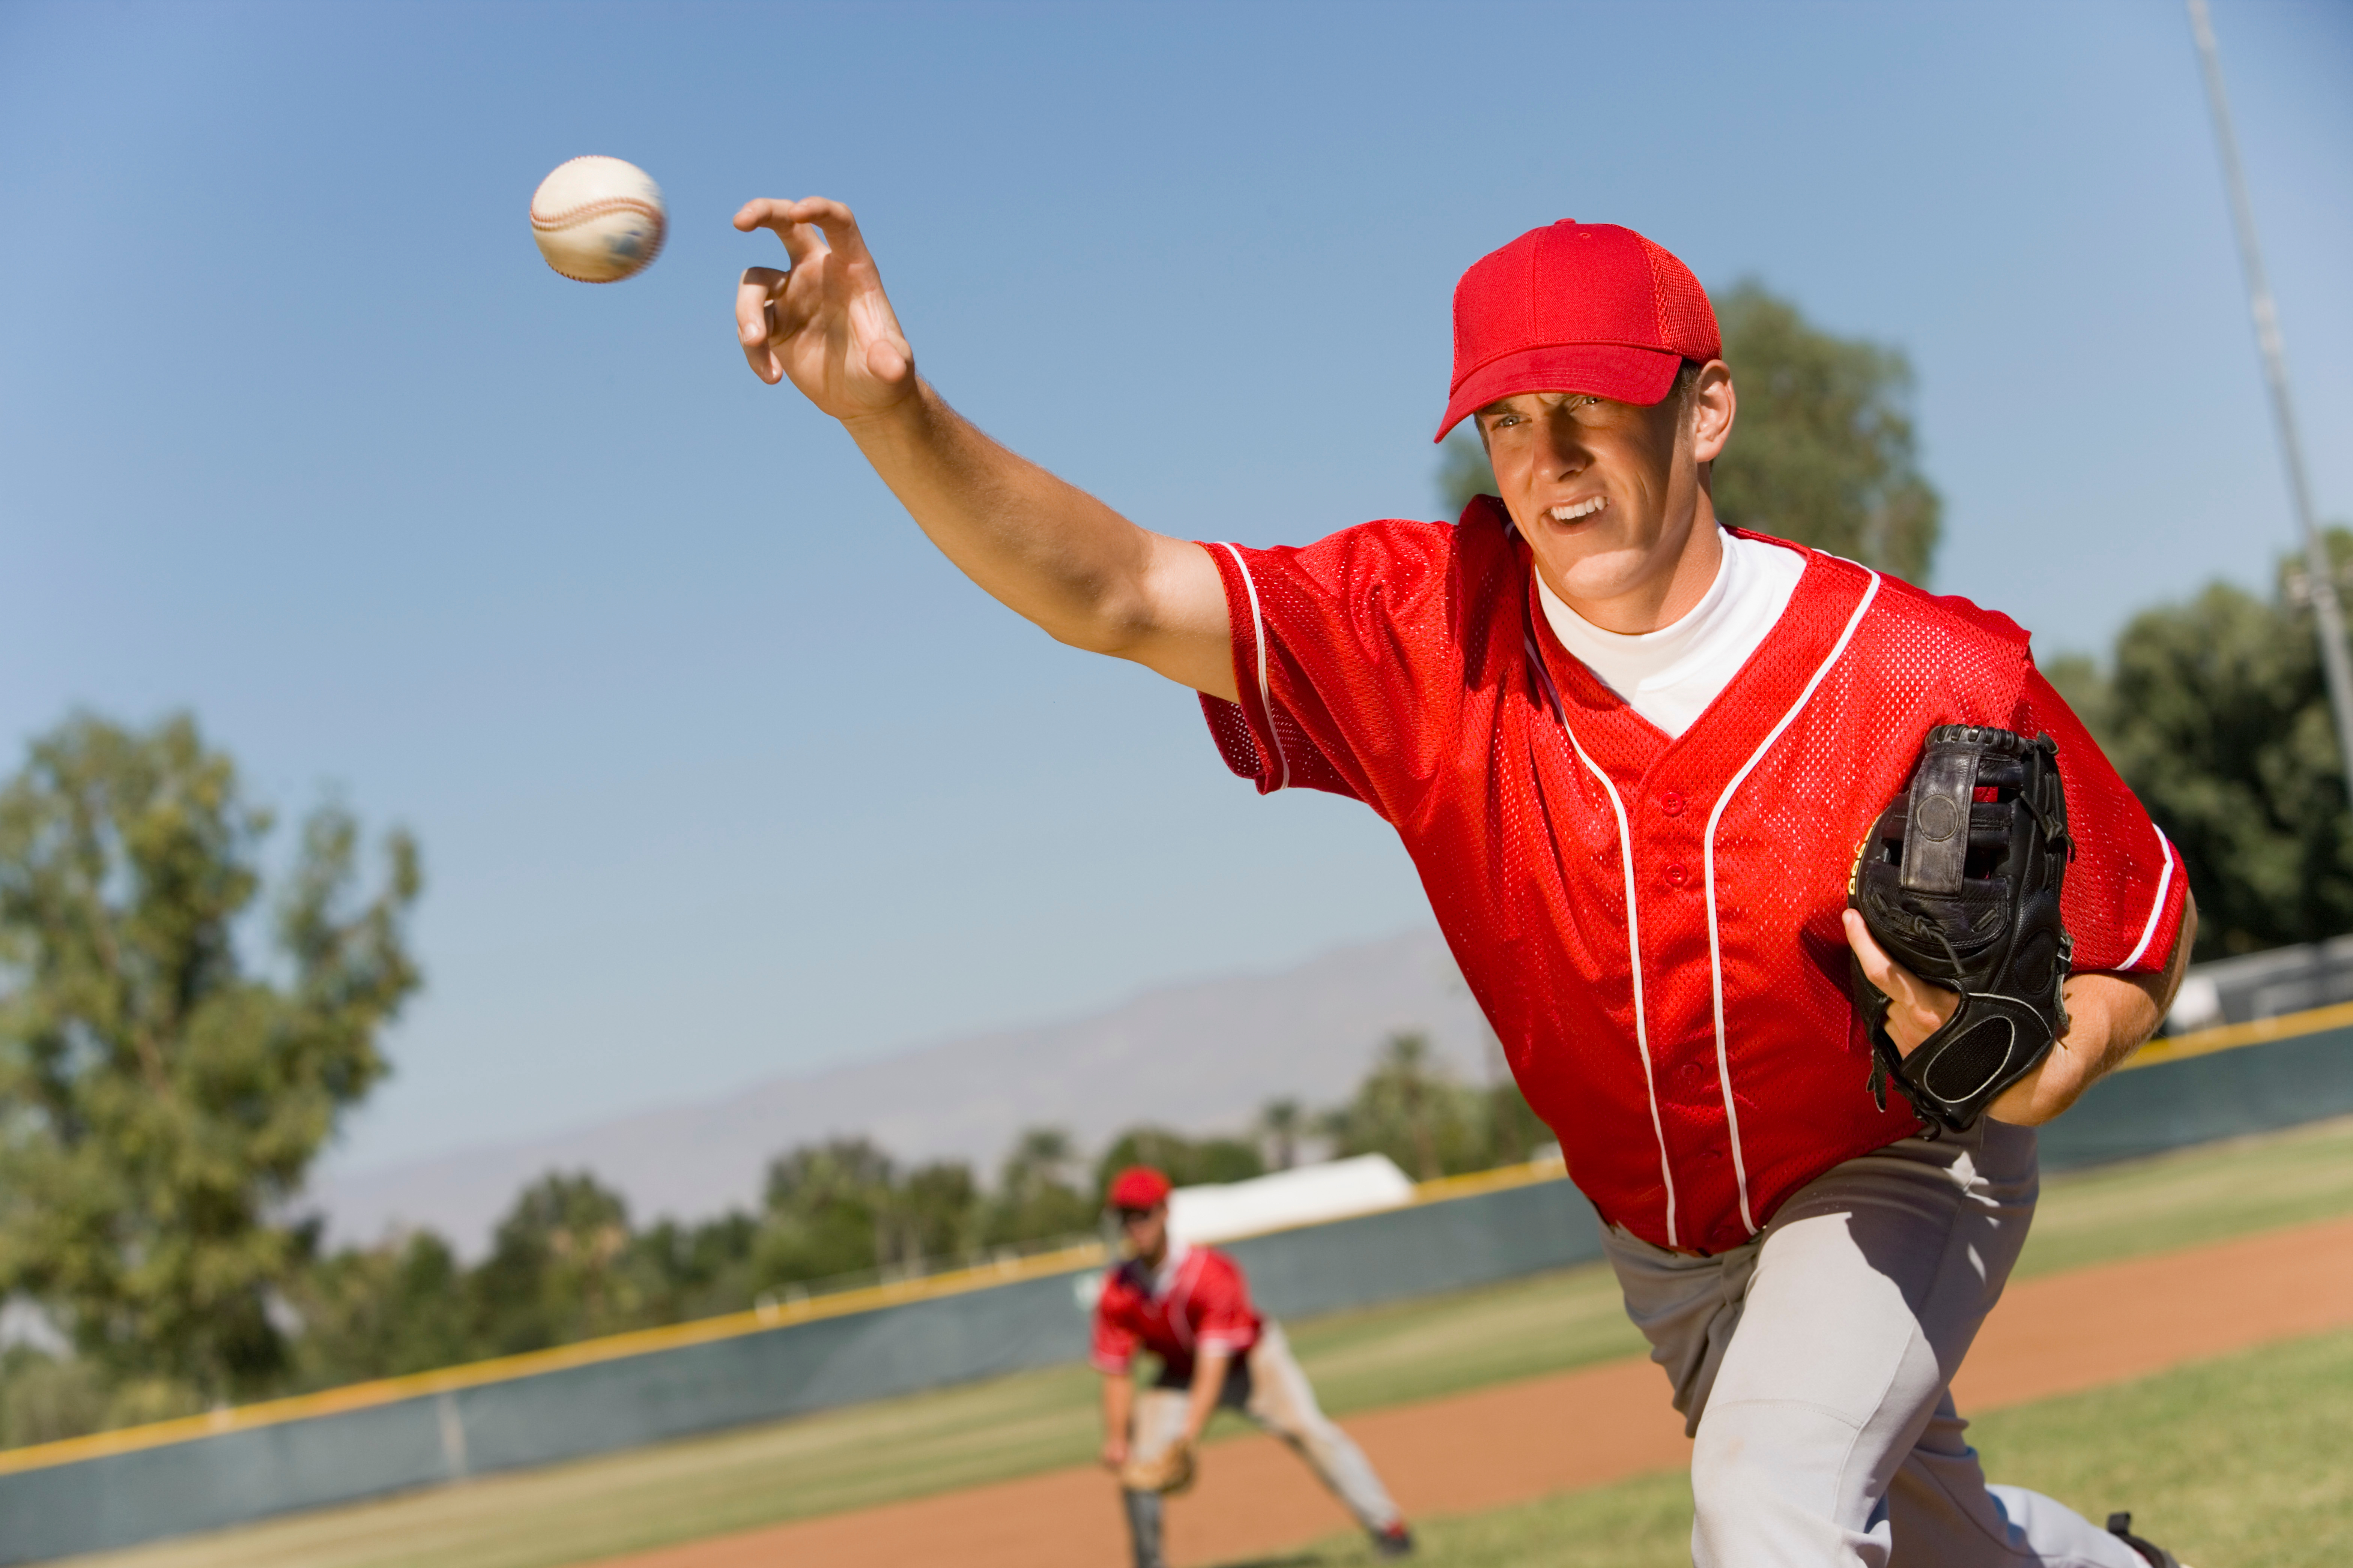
[1848,725,2075,1135]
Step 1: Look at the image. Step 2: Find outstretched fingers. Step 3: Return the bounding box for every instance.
[784,197,876,268]
[730,194,913,410]
[732,196,877,269]
[737,265,787,382]
[732,198,833,267]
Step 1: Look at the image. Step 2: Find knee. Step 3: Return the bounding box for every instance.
[1691,1415,1785,1532]
[1685,1401,1863,1551]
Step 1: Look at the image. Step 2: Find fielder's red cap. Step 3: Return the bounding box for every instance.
[1435,220,1720,442]
[1107,1166,1173,1210]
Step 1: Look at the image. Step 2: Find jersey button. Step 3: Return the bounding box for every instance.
[1660,790,1686,816]
[1663,862,1688,888]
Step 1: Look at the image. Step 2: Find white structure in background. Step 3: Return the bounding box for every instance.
[1072,1154,1421,1311]
[2166,974,2224,1035]
[1165,1154,1417,1247]
[0,1296,69,1357]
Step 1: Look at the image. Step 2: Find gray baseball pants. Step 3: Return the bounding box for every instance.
[1601,1120,2147,1568]
[1121,1321,1402,1568]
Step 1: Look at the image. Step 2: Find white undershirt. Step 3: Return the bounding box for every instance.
[1537,529,1807,739]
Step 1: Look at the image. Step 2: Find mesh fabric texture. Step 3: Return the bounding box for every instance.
[1197,507,2184,1253]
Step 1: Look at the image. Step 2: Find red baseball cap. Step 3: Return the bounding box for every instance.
[1107,1166,1173,1210]
[1436,220,1720,441]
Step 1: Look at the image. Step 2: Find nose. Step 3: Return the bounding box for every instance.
[1538,406,1592,478]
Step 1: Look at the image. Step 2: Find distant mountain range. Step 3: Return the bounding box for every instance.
[308,927,1495,1254]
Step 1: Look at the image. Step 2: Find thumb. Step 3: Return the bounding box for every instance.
[863,337,911,385]
[1842,910,1889,983]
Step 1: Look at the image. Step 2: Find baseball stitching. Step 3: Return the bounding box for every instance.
[530,195,665,232]
[530,157,666,283]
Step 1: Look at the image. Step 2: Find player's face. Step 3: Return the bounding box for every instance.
[1477,368,1732,633]
[1118,1203,1169,1262]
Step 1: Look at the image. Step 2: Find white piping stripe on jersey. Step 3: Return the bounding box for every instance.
[1700,569,1883,1238]
[1525,631,1681,1249]
[2118,825,2178,971]
[1218,543,1290,792]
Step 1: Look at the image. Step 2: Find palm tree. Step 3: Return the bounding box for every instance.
[1258,1098,1304,1170]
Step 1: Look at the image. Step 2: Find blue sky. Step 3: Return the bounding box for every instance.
[2,1,2348,1187]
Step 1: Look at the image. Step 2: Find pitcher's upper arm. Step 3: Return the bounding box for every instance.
[1095,536,1238,704]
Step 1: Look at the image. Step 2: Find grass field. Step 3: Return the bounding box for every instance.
[65,1115,2353,1568]
[1227,1327,2353,1568]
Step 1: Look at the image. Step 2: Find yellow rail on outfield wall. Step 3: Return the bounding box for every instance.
[1,997,2340,1479]
[2120,997,2353,1067]
[0,1151,1567,1478]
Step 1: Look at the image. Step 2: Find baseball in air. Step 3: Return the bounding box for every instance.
[529,156,666,283]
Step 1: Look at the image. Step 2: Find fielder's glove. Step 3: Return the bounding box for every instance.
[1849,725,2075,1135]
[1119,1439,1198,1495]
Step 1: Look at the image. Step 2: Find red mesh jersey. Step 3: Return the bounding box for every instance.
[1198,506,2185,1254]
[1092,1244,1263,1383]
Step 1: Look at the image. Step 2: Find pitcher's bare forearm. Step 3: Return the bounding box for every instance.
[1100,1371,1136,1469]
[840,384,1236,700]
[1845,891,2200,1127]
[733,196,1234,700]
[1989,889,2198,1124]
[1179,1345,1231,1446]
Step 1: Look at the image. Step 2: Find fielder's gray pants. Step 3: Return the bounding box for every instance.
[1602,1121,2145,1568]
[1121,1321,1401,1568]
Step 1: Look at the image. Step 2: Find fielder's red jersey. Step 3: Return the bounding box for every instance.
[1197,506,2186,1254]
[1091,1244,1264,1384]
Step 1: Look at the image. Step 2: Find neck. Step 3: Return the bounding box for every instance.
[1548,499,1725,635]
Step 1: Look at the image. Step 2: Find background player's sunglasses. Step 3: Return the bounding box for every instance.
[1114,1206,1157,1224]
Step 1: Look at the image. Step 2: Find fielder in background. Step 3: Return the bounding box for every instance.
[731,199,2201,1567]
[1092,1166,1412,1567]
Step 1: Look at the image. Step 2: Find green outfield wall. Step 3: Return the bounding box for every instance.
[1,1012,2347,1563]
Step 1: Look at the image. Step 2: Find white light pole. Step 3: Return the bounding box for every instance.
[2187,0,2353,803]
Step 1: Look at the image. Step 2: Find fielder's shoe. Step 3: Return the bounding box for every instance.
[1372,1521,1416,1558]
[2107,1512,2189,1568]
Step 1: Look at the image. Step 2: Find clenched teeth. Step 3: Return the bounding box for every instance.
[1549,498,1606,522]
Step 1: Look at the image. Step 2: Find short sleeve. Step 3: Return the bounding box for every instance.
[1194,519,1488,819]
[2016,666,2186,973]
[1190,1253,1259,1354]
[1090,1292,1138,1376]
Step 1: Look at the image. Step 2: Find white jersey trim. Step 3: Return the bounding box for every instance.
[1525,631,1680,1249]
[1700,569,1883,1237]
[1218,543,1290,792]
[2118,825,2178,971]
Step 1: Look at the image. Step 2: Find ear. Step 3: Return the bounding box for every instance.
[1688,360,1735,464]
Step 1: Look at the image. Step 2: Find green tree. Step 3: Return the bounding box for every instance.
[1434,281,1942,585]
[1257,1098,1305,1170]
[755,1137,897,1285]
[1091,1125,1265,1201]
[286,1228,474,1388]
[0,712,421,1403]
[467,1172,644,1355]
[1481,1078,1553,1168]
[1435,433,1497,519]
[984,1127,1098,1247]
[631,1210,758,1324]
[2037,651,2117,752]
[1709,281,1940,582]
[0,1345,108,1448]
[1322,1032,1485,1181]
[878,1161,978,1269]
[2098,532,2353,960]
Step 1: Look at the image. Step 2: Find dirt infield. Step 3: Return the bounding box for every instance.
[588,1216,2353,1568]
